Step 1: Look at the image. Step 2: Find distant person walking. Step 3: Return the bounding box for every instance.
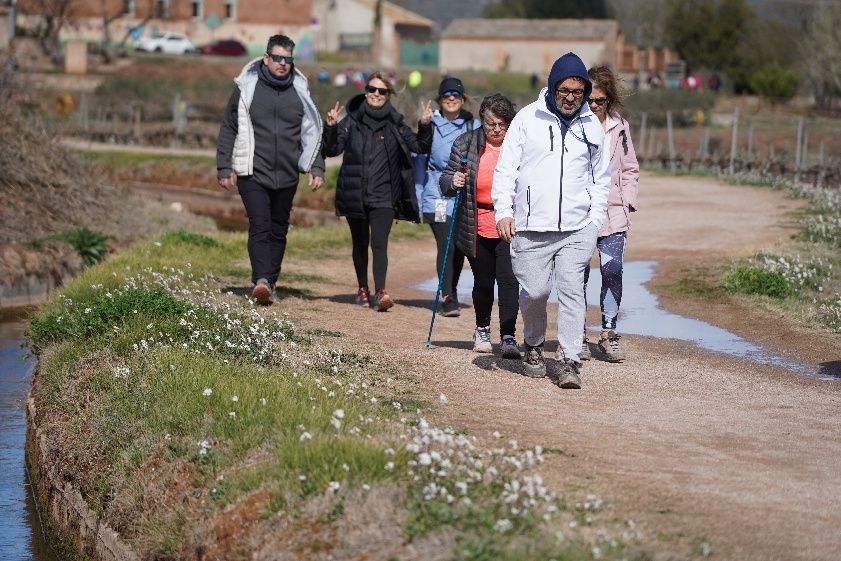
[323,72,433,311]
[581,65,640,363]
[493,52,610,388]
[440,93,520,357]
[216,34,324,305]
[414,77,479,318]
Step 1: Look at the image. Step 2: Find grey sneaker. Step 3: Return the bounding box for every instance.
[473,326,493,353]
[598,330,625,362]
[500,335,522,359]
[252,278,273,306]
[580,335,591,361]
[522,345,546,378]
[556,359,582,389]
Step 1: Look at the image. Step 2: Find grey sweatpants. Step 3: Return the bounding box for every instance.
[510,223,598,362]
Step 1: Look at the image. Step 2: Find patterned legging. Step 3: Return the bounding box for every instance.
[583,232,627,330]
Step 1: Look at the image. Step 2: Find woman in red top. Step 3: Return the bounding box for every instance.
[440,94,521,358]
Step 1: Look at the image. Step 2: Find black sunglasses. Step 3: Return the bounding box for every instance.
[588,97,608,106]
[267,53,294,64]
[365,85,390,95]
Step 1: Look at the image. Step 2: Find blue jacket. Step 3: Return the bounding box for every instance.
[413,110,478,218]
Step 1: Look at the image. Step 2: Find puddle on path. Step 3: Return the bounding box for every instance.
[416,261,833,380]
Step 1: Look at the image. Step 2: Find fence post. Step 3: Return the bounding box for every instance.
[648,127,657,162]
[79,91,88,131]
[747,119,754,163]
[639,113,647,161]
[728,107,739,175]
[802,130,809,168]
[666,111,676,173]
[794,117,803,184]
[818,141,825,188]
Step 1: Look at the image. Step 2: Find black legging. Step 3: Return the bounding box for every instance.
[424,214,465,301]
[346,207,395,292]
[465,235,519,338]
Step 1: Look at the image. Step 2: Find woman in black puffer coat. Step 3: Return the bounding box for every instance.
[322,72,433,312]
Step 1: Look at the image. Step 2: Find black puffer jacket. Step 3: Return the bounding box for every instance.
[322,94,432,221]
[440,127,486,258]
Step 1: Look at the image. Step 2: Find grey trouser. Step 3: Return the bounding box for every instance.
[510,223,598,362]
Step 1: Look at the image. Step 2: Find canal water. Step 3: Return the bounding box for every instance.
[0,314,58,561]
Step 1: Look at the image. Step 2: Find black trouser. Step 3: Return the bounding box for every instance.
[466,235,519,338]
[238,178,297,287]
[346,207,395,292]
[423,213,465,300]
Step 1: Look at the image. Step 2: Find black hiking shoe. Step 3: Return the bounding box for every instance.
[522,345,546,378]
[440,295,460,317]
[500,336,522,359]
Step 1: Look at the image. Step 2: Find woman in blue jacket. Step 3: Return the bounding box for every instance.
[414,77,479,317]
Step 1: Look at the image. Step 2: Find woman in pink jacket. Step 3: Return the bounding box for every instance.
[582,65,640,362]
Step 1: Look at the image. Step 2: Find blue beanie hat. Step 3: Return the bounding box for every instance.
[545,52,592,120]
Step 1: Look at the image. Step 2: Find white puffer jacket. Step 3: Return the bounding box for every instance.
[492,88,610,232]
[231,58,322,176]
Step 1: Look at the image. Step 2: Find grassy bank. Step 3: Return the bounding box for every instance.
[27,226,647,561]
[647,165,841,333]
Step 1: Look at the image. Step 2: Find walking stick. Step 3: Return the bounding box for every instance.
[426,158,468,348]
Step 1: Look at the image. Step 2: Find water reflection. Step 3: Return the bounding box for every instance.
[0,318,58,561]
[416,261,827,379]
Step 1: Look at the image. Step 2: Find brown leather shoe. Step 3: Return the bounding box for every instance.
[251,279,273,306]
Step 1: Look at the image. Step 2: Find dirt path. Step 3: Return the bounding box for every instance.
[283,172,841,560]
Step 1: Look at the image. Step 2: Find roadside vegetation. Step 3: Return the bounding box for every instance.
[28,228,650,561]
[651,164,841,333]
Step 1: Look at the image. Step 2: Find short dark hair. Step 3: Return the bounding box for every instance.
[587,65,623,115]
[479,93,516,126]
[267,35,295,53]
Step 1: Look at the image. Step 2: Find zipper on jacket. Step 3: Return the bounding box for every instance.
[549,125,554,152]
[526,186,531,229]
[558,127,566,230]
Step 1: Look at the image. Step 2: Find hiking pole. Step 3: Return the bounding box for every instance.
[426,158,467,348]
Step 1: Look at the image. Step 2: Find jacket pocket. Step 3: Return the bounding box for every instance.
[526,186,531,229]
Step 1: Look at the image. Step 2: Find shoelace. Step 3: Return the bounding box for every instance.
[502,336,517,347]
[527,347,543,363]
[605,333,621,352]
[477,328,491,344]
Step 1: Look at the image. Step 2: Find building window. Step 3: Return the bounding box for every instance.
[156,0,169,19]
[191,0,203,19]
[122,0,135,16]
[225,0,236,20]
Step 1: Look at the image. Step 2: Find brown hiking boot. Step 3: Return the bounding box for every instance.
[371,289,393,312]
[251,279,273,306]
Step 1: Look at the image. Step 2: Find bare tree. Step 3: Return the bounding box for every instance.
[800,3,841,110]
[31,0,76,62]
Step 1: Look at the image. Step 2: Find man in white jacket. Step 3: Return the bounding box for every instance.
[493,52,610,388]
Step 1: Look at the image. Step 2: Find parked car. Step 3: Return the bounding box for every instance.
[136,32,196,55]
[199,39,247,57]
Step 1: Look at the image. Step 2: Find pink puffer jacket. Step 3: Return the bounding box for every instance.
[599,112,639,237]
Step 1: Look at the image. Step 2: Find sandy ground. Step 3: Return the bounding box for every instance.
[279,172,841,560]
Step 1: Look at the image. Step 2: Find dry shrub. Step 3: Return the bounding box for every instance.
[0,70,214,243]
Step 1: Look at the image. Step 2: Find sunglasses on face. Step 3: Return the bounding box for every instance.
[365,85,390,96]
[441,90,462,99]
[267,53,294,64]
[588,97,608,106]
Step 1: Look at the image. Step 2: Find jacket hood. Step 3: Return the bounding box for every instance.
[431,108,474,126]
[545,52,592,120]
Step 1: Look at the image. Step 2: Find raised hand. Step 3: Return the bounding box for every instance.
[419,100,433,125]
[325,101,345,127]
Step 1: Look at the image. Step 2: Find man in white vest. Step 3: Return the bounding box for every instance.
[216,34,324,305]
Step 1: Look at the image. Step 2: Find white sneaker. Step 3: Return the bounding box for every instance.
[473,326,493,353]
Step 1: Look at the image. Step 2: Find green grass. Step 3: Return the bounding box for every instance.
[80,150,215,169]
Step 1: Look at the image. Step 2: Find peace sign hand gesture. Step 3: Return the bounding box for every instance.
[325,101,345,127]
[419,100,434,125]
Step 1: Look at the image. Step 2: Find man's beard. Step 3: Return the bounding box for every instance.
[559,101,582,119]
